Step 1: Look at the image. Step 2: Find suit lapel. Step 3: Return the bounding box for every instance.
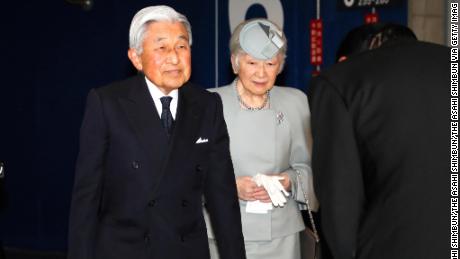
[152,83,203,194]
[118,76,169,175]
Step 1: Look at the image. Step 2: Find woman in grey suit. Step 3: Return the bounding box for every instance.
[205,18,318,259]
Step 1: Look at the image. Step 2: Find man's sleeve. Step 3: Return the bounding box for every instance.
[204,93,246,259]
[68,89,108,259]
[309,76,365,259]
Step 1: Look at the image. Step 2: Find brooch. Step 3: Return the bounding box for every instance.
[276,112,284,125]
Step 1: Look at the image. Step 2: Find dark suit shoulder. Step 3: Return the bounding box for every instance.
[93,75,144,99]
[182,82,216,96]
[181,82,220,104]
[318,40,449,94]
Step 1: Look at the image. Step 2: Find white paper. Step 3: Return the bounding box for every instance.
[245,200,273,214]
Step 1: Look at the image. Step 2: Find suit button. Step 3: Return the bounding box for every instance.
[148,200,156,207]
[180,234,185,242]
[181,200,188,207]
[144,233,151,243]
[132,161,140,169]
[195,165,202,172]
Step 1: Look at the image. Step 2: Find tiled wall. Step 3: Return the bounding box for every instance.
[408,0,447,45]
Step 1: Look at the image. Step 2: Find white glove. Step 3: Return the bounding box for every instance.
[253,173,289,207]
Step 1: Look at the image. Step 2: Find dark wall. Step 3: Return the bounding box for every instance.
[0,0,407,252]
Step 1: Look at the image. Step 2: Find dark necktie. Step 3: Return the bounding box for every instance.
[160,96,173,136]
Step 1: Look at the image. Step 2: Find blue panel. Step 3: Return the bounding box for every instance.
[216,0,407,91]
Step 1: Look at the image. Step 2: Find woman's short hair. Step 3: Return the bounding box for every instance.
[129,5,192,54]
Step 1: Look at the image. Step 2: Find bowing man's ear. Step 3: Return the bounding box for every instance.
[128,48,143,71]
[338,56,347,62]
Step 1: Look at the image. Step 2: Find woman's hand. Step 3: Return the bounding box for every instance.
[236,176,271,202]
[272,172,291,191]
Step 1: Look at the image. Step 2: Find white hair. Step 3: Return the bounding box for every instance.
[129,5,192,54]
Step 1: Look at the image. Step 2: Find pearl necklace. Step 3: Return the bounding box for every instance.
[235,79,270,111]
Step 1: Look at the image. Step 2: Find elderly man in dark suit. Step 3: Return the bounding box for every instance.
[68,5,245,259]
[309,29,450,258]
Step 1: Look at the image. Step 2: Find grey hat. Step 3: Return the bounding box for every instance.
[239,20,285,60]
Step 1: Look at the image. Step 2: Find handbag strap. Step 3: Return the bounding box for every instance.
[295,169,320,242]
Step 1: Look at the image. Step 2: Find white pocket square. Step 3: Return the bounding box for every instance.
[195,137,208,144]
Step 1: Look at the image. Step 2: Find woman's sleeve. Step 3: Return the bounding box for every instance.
[285,92,319,211]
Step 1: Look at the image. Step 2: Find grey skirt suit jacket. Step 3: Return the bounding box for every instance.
[205,83,318,242]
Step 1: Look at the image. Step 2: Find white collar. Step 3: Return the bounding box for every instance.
[144,77,179,119]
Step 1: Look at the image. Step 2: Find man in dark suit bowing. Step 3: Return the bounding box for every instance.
[68,5,246,259]
[309,27,450,259]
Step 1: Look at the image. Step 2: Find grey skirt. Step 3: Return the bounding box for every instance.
[209,232,301,259]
